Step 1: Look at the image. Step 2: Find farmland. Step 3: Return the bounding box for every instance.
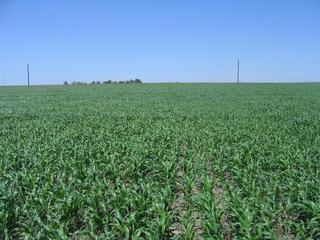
[1,83,320,239]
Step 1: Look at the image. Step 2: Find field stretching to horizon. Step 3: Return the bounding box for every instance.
[1,83,320,239]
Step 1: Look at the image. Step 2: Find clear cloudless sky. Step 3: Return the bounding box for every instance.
[0,0,320,85]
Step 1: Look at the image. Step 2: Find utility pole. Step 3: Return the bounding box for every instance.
[237,59,240,84]
[27,64,30,86]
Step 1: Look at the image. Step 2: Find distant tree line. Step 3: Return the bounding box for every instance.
[64,79,142,85]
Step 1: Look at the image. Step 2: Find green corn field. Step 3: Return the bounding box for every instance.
[1,83,320,239]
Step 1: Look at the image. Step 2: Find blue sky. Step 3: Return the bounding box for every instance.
[0,0,319,85]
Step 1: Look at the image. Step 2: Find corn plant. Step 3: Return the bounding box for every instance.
[1,83,320,239]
